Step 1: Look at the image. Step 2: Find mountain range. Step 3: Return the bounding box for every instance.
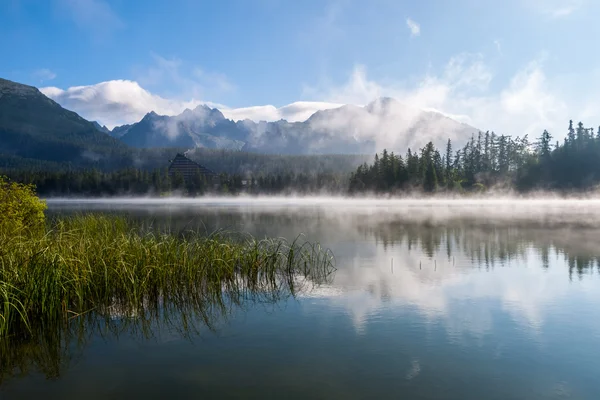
[110,97,477,155]
[0,77,479,169]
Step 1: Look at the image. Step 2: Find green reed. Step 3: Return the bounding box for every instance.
[0,214,335,339]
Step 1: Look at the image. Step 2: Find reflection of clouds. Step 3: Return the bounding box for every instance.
[405,359,421,380]
[301,241,600,340]
[330,246,469,332]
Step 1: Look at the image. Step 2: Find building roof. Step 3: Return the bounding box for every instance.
[168,153,216,177]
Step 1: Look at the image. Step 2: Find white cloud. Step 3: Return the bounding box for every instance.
[33,68,57,82]
[56,0,124,38]
[223,102,344,122]
[406,18,421,37]
[40,80,342,128]
[527,0,584,18]
[41,80,206,128]
[303,53,585,140]
[493,40,502,56]
[307,64,384,105]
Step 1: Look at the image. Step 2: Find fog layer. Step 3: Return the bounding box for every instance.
[46,196,600,228]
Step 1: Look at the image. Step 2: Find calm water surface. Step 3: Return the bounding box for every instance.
[2,198,600,399]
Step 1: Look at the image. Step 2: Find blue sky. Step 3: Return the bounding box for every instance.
[1,0,598,136]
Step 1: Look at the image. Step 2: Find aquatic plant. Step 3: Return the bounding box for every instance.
[0,214,335,340]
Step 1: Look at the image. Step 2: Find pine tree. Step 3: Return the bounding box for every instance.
[483,131,491,172]
[445,139,453,184]
[406,148,419,180]
[490,132,498,172]
[567,120,576,145]
[576,121,586,147]
[538,130,552,159]
[433,150,444,186]
[423,160,438,192]
[497,135,509,173]
[476,132,483,172]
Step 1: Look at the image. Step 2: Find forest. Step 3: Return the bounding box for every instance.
[4,120,600,196]
[350,120,600,193]
[2,167,348,196]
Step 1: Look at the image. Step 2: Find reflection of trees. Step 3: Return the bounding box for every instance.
[567,256,600,281]
[363,221,600,279]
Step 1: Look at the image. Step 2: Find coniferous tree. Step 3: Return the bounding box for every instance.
[445,139,453,184]
[538,130,552,159]
[567,120,576,145]
[423,160,438,192]
[483,131,491,172]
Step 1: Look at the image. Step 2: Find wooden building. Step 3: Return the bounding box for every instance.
[168,153,218,183]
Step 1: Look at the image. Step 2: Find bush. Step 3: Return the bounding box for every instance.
[0,176,46,232]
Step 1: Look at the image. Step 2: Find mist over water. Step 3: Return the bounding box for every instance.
[46,196,600,228]
[5,197,600,399]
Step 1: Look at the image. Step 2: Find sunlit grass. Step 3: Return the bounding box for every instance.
[0,214,335,339]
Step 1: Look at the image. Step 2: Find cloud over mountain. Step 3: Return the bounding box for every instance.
[41,80,344,129]
[223,102,344,122]
[41,80,209,129]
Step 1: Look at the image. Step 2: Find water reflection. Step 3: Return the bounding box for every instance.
[324,220,600,337]
[9,199,598,398]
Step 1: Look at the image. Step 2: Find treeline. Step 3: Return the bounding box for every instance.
[3,168,234,197]
[2,168,349,197]
[350,120,600,193]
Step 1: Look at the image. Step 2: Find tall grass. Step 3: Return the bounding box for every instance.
[0,214,335,340]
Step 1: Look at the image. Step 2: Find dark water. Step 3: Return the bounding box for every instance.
[3,198,600,399]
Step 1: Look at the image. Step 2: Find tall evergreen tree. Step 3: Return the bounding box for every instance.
[445,139,453,184]
[567,120,576,145]
[423,160,438,192]
[538,130,552,159]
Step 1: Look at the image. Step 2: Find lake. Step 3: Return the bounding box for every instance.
[2,198,600,399]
